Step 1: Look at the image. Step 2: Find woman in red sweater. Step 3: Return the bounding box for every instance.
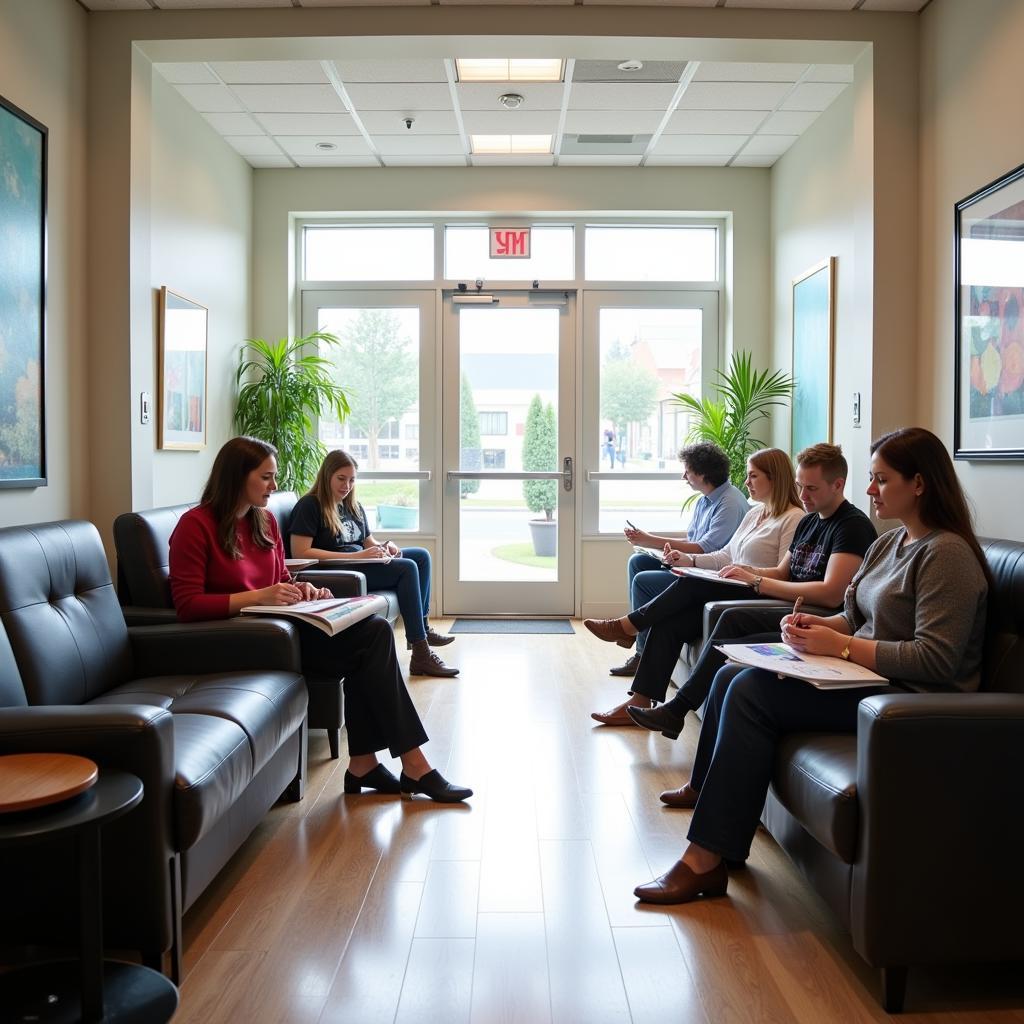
[169,436,471,804]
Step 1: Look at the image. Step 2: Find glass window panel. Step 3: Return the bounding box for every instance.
[445,225,574,280]
[304,226,434,281]
[599,478,695,535]
[357,479,421,533]
[479,411,508,435]
[585,226,717,282]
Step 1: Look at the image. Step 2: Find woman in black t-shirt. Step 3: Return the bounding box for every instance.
[290,450,458,677]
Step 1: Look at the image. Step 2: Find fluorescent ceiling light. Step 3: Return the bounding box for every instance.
[456,58,563,83]
[471,134,552,155]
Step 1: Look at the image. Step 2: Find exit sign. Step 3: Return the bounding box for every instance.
[490,227,531,259]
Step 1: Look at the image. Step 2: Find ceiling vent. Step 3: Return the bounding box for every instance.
[572,60,688,84]
[561,133,651,155]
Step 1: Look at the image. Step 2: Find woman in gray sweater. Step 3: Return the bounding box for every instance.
[634,427,990,905]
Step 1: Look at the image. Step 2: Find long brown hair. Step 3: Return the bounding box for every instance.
[201,436,278,557]
[870,427,991,586]
[748,447,801,518]
[308,449,360,538]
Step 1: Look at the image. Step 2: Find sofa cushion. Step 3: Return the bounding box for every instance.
[170,713,254,849]
[91,670,306,775]
[772,734,859,864]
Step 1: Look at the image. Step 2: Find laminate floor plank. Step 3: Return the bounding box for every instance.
[471,912,552,1024]
[395,937,475,1024]
[414,859,481,938]
[171,950,268,1024]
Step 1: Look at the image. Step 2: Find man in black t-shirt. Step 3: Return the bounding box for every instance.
[612,444,876,737]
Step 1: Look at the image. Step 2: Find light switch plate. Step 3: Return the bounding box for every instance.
[852,391,861,427]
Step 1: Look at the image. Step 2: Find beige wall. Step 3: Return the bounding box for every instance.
[919,0,1024,540]
[0,0,87,526]
[150,73,252,508]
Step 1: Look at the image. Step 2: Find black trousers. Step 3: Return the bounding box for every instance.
[297,615,428,758]
[685,664,881,862]
[627,576,774,703]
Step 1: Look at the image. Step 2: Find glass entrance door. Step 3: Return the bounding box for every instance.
[441,293,576,615]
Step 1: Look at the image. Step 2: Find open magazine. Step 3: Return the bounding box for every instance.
[671,566,753,588]
[241,594,387,636]
[716,643,888,690]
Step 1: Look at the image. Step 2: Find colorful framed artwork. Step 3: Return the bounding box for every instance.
[0,93,47,488]
[791,257,836,455]
[955,162,1024,459]
[158,287,208,451]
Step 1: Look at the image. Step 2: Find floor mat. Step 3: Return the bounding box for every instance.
[449,619,575,635]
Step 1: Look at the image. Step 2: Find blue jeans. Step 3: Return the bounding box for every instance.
[356,546,432,644]
[626,552,674,653]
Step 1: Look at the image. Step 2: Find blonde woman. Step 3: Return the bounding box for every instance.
[290,449,457,678]
[586,448,804,725]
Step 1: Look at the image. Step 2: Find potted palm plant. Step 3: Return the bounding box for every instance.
[234,332,351,493]
[673,351,796,497]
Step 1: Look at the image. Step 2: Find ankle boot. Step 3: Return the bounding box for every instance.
[409,639,459,677]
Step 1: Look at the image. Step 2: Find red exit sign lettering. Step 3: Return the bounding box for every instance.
[490,227,531,259]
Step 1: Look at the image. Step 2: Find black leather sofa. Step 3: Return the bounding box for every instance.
[0,520,308,982]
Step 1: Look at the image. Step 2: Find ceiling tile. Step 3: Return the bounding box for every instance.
[583,0,717,5]
[361,110,460,134]
[155,0,291,7]
[694,62,808,82]
[210,61,329,84]
[441,0,573,4]
[375,135,466,156]
[860,0,928,9]
[382,156,468,166]
[276,136,373,156]
[232,84,347,113]
[225,136,286,157]
[247,156,294,168]
[79,0,151,8]
[780,81,848,111]
[564,110,665,134]
[738,134,798,156]
[722,0,855,8]
[461,110,560,133]
[664,109,765,134]
[155,63,218,85]
[758,109,819,134]
[258,112,360,135]
[557,155,643,165]
[730,154,777,167]
[291,155,382,166]
[570,83,679,109]
[457,83,565,111]
[332,59,448,83]
[651,134,746,156]
[344,83,454,111]
[202,112,264,135]
[676,81,791,111]
[644,155,731,166]
[299,0,429,5]
[805,64,854,83]
[470,154,556,166]
[173,84,242,113]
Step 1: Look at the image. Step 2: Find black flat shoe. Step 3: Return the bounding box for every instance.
[626,703,687,740]
[344,764,402,795]
[400,769,472,803]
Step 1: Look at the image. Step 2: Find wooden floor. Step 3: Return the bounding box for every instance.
[175,624,1024,1024]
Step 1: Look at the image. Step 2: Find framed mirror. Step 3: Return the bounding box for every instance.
[158,287,208,451]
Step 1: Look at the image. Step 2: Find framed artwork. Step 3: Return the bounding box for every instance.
[158,287,208,451]
[954,162,1024,460]
[0,94,47,488]
[791,257,836,454]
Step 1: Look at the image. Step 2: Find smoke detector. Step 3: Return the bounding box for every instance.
[498,93,525,110]
[617,59,644,72]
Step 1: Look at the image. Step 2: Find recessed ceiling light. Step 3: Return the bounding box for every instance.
[498,93,525,110]
[617,59,644,72]
[470,134,551,155]
[314,142,337,151]
[456,59,563,83]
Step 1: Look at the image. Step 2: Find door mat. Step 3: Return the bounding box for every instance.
[449,619,575,635]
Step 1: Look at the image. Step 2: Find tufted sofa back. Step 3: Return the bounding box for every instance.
[0,521,134,706]
[979,538,1024,694]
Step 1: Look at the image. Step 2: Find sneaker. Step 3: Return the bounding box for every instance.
[609,653,641,677]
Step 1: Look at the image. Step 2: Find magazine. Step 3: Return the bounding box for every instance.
[715,642,889,690]
[671,566,753,587]
[633,545,666,560]
[241,594,387,636]
[284,558,320,571]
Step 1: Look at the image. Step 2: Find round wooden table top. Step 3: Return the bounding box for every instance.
[0,753,99,813]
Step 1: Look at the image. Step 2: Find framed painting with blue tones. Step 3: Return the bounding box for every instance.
[955,162,1024,460]
[791,258,835,455]
[0,94,47,488]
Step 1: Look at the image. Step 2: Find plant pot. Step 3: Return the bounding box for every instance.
[528,518,557,557]
[376,504,417,529]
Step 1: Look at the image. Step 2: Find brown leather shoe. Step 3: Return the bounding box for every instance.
[584,618,637,648]
[634,858,728,905]
[590,701,640,726]
[609,653,641,677]
[659,782,700,808]
[409,640,459,677]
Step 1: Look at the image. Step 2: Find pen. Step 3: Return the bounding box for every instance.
[792,596,804,621]
[625,519,637,530]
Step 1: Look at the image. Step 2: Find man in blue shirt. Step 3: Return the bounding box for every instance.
[617,442,749,676]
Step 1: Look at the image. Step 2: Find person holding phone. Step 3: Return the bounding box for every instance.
[615,443,749,677]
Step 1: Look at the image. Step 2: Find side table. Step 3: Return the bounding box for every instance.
[0,767,178,1023]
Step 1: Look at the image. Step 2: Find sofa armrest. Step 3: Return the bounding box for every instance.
[129,618,302,675]
[701,599,833,636]
[851,692,1024,966]
[121,606,179,626]
[296,569,367,597]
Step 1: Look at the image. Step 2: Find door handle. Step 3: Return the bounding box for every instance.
[562,456,573,492]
